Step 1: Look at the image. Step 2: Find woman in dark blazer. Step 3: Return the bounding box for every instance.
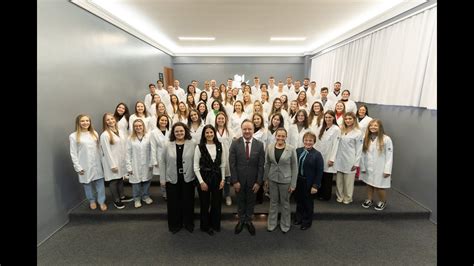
[295,132,324,230]
[264,128,298,233]
[193,125,226,235]
[160,122,197,234]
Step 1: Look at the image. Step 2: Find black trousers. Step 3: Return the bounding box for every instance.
[166,177,195,232]
[236,182,256,223]
[295,177,314,227]
[108,178,124,202]
[316,172,333,200]
[197,184,222,231]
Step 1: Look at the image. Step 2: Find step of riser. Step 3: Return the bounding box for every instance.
[69,212,429,222]
[114,181,367,186]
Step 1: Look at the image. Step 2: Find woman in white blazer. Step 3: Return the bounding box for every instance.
[340,90,357,114]
[314,110,341,201]
[159,122,197,234]
[113,102,130,139]
[308,101,325,137]
[215,111,235,206]
[229,100,248,138]
[150,114,171,201]
[264,128,298,233]
[126,119,153,208]
[128,101,153,134]
[69,114,106,211]
[100,113,132,209]
[357,104,373,136]
[187,109,204,144]
[288,109,311,149]
[360,119,393,211]
[334,112,363,204]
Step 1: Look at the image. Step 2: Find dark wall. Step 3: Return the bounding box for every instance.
[173,56,305,86]
[38,1,173,245]
[363,103,437,222]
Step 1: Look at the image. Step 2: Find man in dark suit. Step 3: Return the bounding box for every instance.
[229,119,265,236]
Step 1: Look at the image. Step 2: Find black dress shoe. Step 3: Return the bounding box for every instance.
[234,222,244,234]
[207,229,215,236]
[294,220,302,225]
[185,225,194,233]
[246,222,256,236]
[171,227,181,234]
[300,225,311,230]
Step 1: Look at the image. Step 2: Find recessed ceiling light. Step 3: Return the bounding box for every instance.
[178,37,215,41]
[270,37,306,41]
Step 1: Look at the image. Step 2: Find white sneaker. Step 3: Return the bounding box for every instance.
[134,200,142,208]
[225,196,232,206]
[143,197,153,205]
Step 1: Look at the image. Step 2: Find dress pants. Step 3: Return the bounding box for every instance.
[236,181,256,223]
[267,181,291,232]
[166,176,195,232]
[197,184,222,231]
[316,172,334,200]
[295,177,314,227]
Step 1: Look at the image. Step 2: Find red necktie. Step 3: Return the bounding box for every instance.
[245,141,250,160]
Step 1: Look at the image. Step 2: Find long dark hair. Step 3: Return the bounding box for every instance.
[199,124,221,146]
[169,122,192,141]
[114,102,130,123]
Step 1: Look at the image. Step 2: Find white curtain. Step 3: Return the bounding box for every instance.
[311,6,437,110]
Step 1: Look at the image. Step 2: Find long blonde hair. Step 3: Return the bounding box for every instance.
[130,119,147,140]
[102,113,119,145]
[363,119,386,153]
[340,112,359,134]
[75,114,98,144]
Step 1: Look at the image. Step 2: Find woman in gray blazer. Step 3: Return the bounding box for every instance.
[264,128,298,233]
[160,122,197,234]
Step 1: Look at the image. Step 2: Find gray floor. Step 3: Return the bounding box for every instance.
[37,219,436,265]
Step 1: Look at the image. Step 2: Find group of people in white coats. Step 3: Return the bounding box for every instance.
[68,76,394,235]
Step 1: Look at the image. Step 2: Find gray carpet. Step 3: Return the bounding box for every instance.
[37,219,436,265]
[69,184,430,221]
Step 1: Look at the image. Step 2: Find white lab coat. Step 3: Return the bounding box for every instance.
[128,114,153,135]
[342,100,357,114]
[230,112,249,137]
[126,133,152,183]
[216,127,234,177]
[357,115,373,136]
[150,128,170,176]
[189,122,204,144]
[360,135,393,188]
[334,129,363,174]
[310,117,324,137]
[69,132,104,184]
[288,124,311,149]
[100,130,127,181]
[117,116,129,139]
[314,125,341,173]
[253,128,269,150]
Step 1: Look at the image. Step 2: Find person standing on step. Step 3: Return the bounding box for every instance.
[294,132,324,230]
[126,119,153,208]
[150,114,171,201]
[69,114,107,211]
[334,112,363,205]
[314,110,341,201]
[214,112,235,206]
[264,128,298,233]
[194,125,226,236]
[360,119,393,211]
[229,120,265,236]
[100,113,133,209]
[160,122,197,234]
